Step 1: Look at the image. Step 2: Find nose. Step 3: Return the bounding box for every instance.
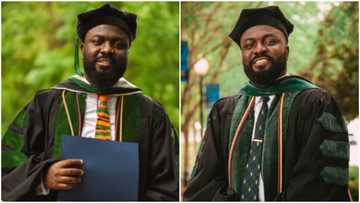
[253,42,267,56]
[100,41,114,54]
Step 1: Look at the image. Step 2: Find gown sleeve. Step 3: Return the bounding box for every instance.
[183,97,238,201]
[2,92,57,201]
[279,88,350,201]
[142,103,179,201]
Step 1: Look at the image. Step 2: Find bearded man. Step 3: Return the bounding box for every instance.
[184,6,350,201]
[2,4,178,201]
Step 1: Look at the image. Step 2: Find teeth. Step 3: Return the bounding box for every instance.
[97,57,111,61]
[255,59,267,63]
[254,58,268,64]
[97,60,111,66]
[254,57,268,62]
[98,59,110,62]
[253,58,270,67]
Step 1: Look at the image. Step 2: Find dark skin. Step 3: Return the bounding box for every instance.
[81,24,130,87]
[240,25,289,74]
[45,159,84,190]
[81,24,129,72]
[45,24,130,191]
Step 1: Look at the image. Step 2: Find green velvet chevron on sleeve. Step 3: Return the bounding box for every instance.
[320,140,349,160]
[2,109,28,168]
[320,166,349,186]
[317,112,348,134]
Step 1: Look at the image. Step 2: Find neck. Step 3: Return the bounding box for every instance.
[84,74,119,88]
[251,73,289,89]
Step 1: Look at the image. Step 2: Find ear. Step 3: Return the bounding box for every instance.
[285,45,289,58]
[80,41,85,54]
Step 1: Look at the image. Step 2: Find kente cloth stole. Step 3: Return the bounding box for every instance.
[95,95,112,140]
[53,91,142,158]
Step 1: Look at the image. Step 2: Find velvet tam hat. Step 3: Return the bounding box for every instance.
[229,6,294,47]
[77,4,137,43]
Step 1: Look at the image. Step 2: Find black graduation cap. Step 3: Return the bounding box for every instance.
[74,4,137,76]
[229,6,294,47]
[77,4,137,42]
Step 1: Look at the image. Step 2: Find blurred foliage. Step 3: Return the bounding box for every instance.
[2,2,179,133]
[181,2,358,197]
[181,2,358,124]
[349,166,359,201]
[299,2,358,121]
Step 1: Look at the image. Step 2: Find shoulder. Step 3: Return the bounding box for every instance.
[139,94,164,110]
[295,88,333,103]
[30,88,63,106]
[211,95,239,116]
[15,88,64,117]
[291,88,345,125]
[293,88,336,110]
[35,88,63,98]
[129,93,168,116]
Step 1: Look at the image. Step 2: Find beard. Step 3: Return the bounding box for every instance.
[83,55,127,88]
[243,54,287,87]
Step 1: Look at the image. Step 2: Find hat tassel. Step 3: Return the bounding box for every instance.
[74,39,82,76]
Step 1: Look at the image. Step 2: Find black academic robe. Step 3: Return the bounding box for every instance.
[2,88,179,201]
[183,88,350,201]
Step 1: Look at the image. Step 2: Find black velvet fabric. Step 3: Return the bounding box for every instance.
[184,88,350,201]
[77,4,137,42]
[229,6,294,46]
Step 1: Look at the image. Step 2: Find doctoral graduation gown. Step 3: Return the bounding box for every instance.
[2,76,179,201]
[184,76,350,201]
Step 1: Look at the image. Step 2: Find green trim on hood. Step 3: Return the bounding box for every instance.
[239,76,318,96]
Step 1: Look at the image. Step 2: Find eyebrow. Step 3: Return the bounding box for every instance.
[242,33,277,42]
[91,34,128,41]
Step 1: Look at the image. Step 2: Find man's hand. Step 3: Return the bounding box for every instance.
[45,159,84,190]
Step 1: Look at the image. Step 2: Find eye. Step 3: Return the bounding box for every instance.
[243,40,254,50]
[265,38,277,46]
[91,37,103,46]
[114,41,129,50]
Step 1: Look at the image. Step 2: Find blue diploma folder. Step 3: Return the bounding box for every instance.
[57,135,139,201]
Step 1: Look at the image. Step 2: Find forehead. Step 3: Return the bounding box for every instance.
[85,24,128,39]
[240,25,286,42]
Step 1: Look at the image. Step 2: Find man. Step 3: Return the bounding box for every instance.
[2,4,178,201]
[184,6,350,201]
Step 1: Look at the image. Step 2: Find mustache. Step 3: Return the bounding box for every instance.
[95,55,115,63]
[250,55,274,65]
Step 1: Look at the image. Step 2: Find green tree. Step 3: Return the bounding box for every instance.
[181,2,358,199]
[2,2,179,133]
[299,2,358,121]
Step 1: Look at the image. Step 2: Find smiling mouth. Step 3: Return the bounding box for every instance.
[251,57,271,65]
[96,58,112,67]
[250,57,272,71]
